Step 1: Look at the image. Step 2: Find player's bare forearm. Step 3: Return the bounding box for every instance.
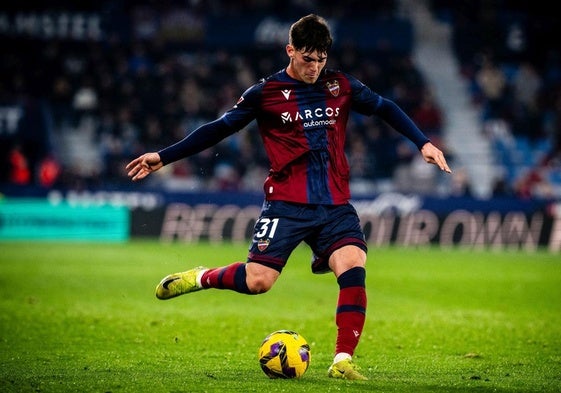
[126,152,163,181]
[420,142,452,173]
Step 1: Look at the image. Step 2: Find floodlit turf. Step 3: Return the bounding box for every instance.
[0,241,560,392]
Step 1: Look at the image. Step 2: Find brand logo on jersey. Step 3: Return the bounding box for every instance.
[326,80,340,97]
[281,89,291,100]
[280,106,340,127]
[281,112,292,123]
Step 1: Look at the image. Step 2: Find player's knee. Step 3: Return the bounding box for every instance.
[246,276,274,294]
[245,263,279,294]
[246,274,276,294]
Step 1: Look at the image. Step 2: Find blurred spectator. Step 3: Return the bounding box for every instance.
[514,168,554,200]
[72,76,98,113]
[347,132,374,180]
[509,61,544,141]
[474,56,509,120]
[513,62,542,111]
[411,89,443,138]
[8,145,31,185]
[541,123,561,174]
[449,167,473,198]
[38,155,61,188]
[491,175,513,198]
[211,162,241,191]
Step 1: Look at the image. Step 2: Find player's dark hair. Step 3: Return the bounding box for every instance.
[289,14,333,54]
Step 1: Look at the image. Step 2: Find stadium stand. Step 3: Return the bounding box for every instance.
[428,0,561,199]
[2,1,558,199]
[3,0,446,196]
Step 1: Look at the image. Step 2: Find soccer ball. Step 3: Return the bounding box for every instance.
[258,330,311,379]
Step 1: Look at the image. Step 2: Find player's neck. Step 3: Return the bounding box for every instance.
[286,63,301,82]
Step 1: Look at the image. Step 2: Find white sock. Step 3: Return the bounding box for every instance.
[333,352,352,364]
[195,269,208,288]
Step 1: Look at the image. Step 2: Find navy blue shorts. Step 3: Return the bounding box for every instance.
[247,201,367,274]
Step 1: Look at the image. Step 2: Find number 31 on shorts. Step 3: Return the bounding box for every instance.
[255,218,279,239]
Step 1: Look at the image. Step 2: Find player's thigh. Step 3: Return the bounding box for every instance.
[328,245,367,277]
[310,204,367,273]
[248,201,312,272]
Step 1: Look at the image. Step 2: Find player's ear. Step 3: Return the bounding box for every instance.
[286,44,295,58]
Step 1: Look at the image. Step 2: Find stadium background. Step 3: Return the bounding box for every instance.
[0,0,559,251]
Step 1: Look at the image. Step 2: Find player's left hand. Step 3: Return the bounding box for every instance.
[420,142,452,173]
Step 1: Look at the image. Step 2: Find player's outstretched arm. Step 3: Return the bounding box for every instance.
[126,152,163,181]
[420,142,452,173]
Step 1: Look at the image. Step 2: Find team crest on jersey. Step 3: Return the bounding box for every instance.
[326,80,340,97]
[257,239,270,252]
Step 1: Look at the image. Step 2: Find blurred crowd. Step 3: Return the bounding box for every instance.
[430,0,561,199]
[1,0,559,200]
[2,0,443,195]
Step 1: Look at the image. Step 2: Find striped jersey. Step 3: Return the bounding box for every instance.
[223,68,383,205]
[158,68,429,205]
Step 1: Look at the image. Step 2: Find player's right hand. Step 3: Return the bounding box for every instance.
[126,152,163,181]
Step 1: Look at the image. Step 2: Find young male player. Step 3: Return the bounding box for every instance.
[126,14,451,380]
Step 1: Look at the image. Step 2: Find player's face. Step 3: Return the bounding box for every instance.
[286,45,327,84]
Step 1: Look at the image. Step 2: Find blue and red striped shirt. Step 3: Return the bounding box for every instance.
[158,68,430,205]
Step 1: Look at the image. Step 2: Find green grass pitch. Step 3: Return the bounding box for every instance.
[1,241,560,392]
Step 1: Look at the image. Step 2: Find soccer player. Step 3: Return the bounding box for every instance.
[126,14,451,380]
